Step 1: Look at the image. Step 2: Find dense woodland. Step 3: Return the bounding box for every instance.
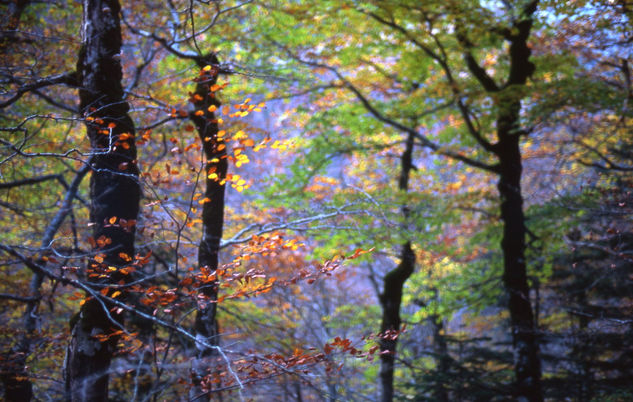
[1,0,632,401]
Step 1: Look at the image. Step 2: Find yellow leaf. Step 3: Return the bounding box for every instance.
[234,130,246,140]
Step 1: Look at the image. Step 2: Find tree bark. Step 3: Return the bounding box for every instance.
[188,56,227,402]
[493,3,543,398]
[379,132,416,402]
[452,2,543,399]
[496,134,542,401]
[65,0,141,400]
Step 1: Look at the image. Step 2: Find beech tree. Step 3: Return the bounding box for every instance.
[254,1,543,399]
[1,0,632,401]
[378,132,415,402]
[64,0,141,399]
[188,56,227,402]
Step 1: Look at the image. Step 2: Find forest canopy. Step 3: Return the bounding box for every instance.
[1,0,632,401]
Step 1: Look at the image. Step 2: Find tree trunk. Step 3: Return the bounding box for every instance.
[379,242,415,402]
[0,0,29,49]
[430,299,449,402]
[65,0,141,400]
[379,132,415,402]
[494,136,543,391]
[2,167,88,402]
[493,3,542,399]
[496,135,542,401]
[188,56,227,402]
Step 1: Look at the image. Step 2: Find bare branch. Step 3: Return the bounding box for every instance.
[0,71,77,109]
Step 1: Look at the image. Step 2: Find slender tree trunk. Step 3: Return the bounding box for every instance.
[496,135,541,401]
[491,3,542,400]
[188,56,227,402]
[1,166,87,401]
[430,297,449,402]
[1,2,79,397]
[65,0,141,400]
[379,242,414,402]
[379,132,416,402]
[294,380,303,402]
[0,0,29,49]
[495,74,542,399]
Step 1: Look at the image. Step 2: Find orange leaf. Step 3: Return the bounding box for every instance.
[347,247,375,260]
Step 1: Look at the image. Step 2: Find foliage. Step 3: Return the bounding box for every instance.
[1,0,632,400]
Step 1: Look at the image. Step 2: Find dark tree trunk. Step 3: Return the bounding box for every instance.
[430,301,449,402]
[486,3,542,400]
[65,0,141,400]
[379,242,415,402]
[188,56,227,401]
[493,5,542,395]
[379,132,416,402]
[0,0,29,49]
[496,134,541,401]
